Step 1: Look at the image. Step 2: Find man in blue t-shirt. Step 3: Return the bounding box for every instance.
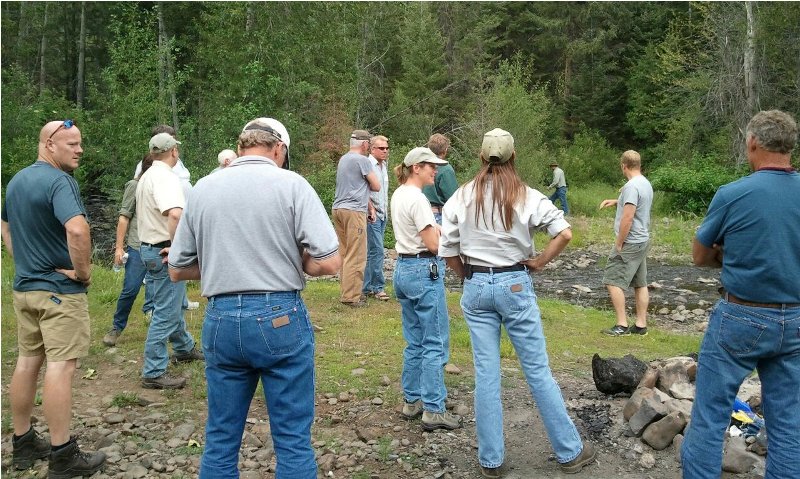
[681,110,800,479]
[1,121,105,476]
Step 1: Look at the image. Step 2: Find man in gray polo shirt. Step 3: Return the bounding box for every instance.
[332,130,381,307]
[168,117,340,478]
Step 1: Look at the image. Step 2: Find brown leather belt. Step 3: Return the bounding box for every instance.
[723,292,800,309]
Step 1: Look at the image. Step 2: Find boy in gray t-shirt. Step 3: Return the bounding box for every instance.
[599,150,653,337]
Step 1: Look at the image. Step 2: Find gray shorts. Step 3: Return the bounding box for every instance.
[602,241,650,289]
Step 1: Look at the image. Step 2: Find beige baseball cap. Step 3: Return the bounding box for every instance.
[149,133,181,153]
[403,147,448,167]
[481,128,514,163]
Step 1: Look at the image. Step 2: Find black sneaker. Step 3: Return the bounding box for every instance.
[629,325,648,336]
[48,438,106,479]
[172,347,204,364]
[12,427,50,470]
[603,325,630,336]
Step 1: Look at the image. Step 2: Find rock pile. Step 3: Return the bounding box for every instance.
[621,356,767,476]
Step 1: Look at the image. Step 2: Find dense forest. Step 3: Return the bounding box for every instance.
[2,2,799,213]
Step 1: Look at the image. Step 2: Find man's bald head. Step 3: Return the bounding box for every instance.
[38,120,83,172]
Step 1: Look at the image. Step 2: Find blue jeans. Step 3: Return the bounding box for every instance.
[548,186,569,215]
[681,300,800,479]
[199,292,317,479]
[140,244,195,378]
[461,271,582,468]
[112,246,153,331]
[394,257,449,412]
[433,211,442,226]
[362,217,386,295]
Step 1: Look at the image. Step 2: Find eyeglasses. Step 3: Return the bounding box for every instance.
[48,119,75,140]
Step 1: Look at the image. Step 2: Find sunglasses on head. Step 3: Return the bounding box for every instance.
[48,119,75,140]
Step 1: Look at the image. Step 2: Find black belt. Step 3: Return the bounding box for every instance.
[467,264,527,274]
[399,252,436,259]
[141,240,171,248]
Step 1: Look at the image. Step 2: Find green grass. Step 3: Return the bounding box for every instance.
[1,214,702,424]
[110,391,139,408]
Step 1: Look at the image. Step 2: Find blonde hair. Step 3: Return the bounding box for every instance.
[393,163,411,184]
[427,133,450,157]
[620,150,641,169]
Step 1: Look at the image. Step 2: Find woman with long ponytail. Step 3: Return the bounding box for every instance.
[439,129,596,477]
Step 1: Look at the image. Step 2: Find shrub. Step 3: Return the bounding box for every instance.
[650,154,742,214]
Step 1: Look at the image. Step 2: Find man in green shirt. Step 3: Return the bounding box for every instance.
[422,134,458,225]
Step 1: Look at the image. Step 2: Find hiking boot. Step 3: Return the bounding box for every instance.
[480,465,503,478]
[559,442,597,474]
[421,410,463,431]
[343,300,367,308]
[48,439,106,479]
[12,427,50,470]
[172,347,204,364]
[603,325,630,336]
[102,328,121,347]
[401,400,423,420]
[142,374,186,389]
[629,325,648,336]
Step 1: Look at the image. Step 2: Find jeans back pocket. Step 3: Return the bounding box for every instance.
[253,302,306,355]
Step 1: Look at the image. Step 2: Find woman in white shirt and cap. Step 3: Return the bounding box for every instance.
[391,147,462,431]
[439,129,596,477]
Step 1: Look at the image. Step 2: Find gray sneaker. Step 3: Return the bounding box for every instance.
[142,374,186,389]
[559,442,597,474]
[102,328,121,347]
[421,410,463,431]
[401,400,423,419]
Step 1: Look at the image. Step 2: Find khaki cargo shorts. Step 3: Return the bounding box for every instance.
[602,241,650,289]
[13,290,91,362]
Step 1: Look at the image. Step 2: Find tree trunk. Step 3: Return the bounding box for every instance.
[157,2,167,124]
[744,1,758,115]
[246,2,255,33]
[38,2,49,96]
[77,1,86,109]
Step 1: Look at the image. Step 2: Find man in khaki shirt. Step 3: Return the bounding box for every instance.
[135,133,202,389]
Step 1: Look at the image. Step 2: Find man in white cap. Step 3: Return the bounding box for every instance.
[135,133,203,390]
[169,117,340,478]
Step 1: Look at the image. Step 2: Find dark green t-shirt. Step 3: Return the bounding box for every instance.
[1,161,89,294]
[422,164,458,207]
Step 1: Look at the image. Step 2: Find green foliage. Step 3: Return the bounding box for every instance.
[554,128,619,187]
[650,154,741,214]
[111,392,140,408]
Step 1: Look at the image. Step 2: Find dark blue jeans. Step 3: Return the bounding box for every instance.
[682,299,800,479]
[199,292,317,479]
[112,246,153,331]
[548,186,569,215]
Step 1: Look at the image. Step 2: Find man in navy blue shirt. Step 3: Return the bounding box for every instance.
[682,110,800,479]
[2,120,105,477]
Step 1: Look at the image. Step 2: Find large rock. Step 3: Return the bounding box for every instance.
[592,353,648,395]
[629,397,668,436]
[723,436,765,474]
[623,387,655,422]
[642,411,687,450]
[668,382,696,400]
[657,357,696,393]
[637,367,659,389]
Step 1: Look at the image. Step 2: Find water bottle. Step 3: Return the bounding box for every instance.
[113,252,129,273]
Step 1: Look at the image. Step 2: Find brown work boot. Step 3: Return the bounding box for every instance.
[48,438,106,479]
[559,442,597,474]
[102,328,121,347]
[172,347,204,364]
[141,373,186,389]
[12,427,50,470]
[400,400,423,420]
